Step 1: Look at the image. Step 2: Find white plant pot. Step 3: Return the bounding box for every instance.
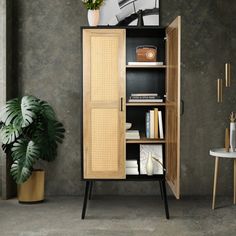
[87,10,100,26]
[230,122,236,152]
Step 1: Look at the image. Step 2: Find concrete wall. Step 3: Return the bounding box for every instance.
[0,0,16,199]
[0,0,7,198]
[10,0,236,196]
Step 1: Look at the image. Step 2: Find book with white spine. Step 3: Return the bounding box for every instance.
[158,111,164,139]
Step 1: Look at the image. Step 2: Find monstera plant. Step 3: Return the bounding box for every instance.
[0,95,65,184]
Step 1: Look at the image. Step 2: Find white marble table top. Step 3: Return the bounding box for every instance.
[210,148,236,158]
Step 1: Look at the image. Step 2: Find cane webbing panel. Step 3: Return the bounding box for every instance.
[83,29,125,179]
[91,108,118,172]
[90,36,119,102]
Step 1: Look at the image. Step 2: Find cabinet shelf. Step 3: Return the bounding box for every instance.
[126,65,167,69]
[126,102,166,106]
[126,138,165,144]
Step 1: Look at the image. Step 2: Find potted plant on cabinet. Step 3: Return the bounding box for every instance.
[82,0,104,26]
[0,95,65,203]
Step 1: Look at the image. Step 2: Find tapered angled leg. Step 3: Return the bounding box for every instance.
[89,181,94,200]
[81,181,90,219]
[161,179,169,219]
[159,180,163,200]
[212,157,219,210]
[234,159,236,205]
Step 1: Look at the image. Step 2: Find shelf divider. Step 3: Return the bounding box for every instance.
[126,65,167,69]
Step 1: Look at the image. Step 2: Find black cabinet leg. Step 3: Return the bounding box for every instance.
[81,181,90,220]
[89,181,94,200]
[159,180,163,200]
[161,179,170,219]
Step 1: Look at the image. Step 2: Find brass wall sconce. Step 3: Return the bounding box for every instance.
[217,78,223,103]
[217,62,231,103]
[225,63,231,87]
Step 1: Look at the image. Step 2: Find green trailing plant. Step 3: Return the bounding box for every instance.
[0,95,65,184]
[82,0,104,10]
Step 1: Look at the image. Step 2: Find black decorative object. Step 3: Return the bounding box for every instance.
[116,7,159,26]
[137,10,144,27]
[99,0,160,26]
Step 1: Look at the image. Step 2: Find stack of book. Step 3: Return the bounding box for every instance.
[126,160,139,175]
[128,93,163,103]
[146,108,164,139]
[126,130,140,139]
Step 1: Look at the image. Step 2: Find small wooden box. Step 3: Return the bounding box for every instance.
[136,46,157,62]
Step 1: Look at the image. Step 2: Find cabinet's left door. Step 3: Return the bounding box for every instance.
[83,29,126,179]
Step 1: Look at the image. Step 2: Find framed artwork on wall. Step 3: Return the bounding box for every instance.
[99,0,160,26]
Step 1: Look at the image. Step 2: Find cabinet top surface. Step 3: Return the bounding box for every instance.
[81,26,166,30]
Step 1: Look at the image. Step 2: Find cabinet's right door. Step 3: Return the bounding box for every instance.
[166,16,181,199]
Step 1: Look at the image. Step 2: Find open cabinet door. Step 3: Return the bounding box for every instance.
[83,29,126,179]
[166,16,181,199]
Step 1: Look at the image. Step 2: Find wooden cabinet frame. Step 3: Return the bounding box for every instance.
[82,16,181,198]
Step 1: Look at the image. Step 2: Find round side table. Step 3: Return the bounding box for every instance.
[209,148,236,209]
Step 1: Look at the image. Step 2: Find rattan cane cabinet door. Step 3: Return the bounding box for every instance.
[166,16,181,199]
[83,29,126,179]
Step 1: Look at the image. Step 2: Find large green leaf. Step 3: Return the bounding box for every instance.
[0,96,39,128]
[34,119,65,161]
[11,161,31,184]
[0,124,22,144]
[10,139,40,183]
[39,100,56,120]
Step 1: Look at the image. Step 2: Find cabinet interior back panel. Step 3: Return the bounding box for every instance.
[126,69,165,99]
[126,28,166,63]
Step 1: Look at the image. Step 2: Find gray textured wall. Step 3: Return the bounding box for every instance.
[1,0,17,199]
[0,0,7,198]
[11,0,236,196]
